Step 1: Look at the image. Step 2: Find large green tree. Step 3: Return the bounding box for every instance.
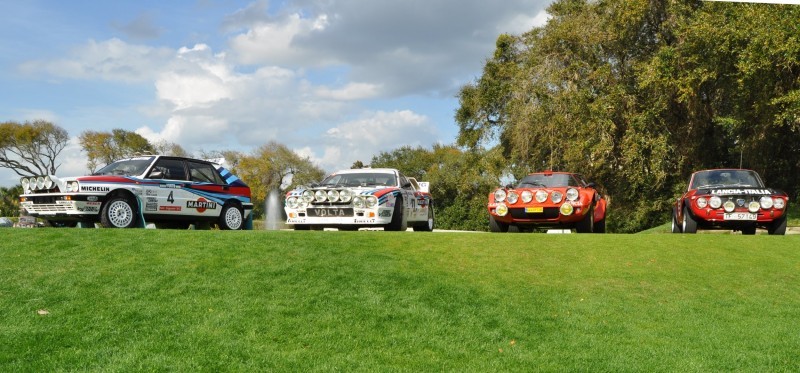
[456,0,800,232]
[0,120,69,177]
[79,129,187,172]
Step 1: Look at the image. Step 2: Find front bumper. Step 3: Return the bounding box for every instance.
[285,206,395,226]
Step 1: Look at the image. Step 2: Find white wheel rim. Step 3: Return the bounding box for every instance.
[225,207,242,229]
[108,200,133,227]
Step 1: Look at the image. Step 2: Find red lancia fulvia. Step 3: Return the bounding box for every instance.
[672,169,789,235]
[487,171,607,233]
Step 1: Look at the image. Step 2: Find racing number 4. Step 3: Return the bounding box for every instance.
[167,191,175,204]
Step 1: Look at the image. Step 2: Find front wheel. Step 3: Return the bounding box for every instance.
[671,207,682,233]
[219,203,244,230]
[489,215,509,233]
[576,207,594,233]
[385,197,407,231]
[101,197,138,228]
[768,217,787,235]
[682,206,697,234]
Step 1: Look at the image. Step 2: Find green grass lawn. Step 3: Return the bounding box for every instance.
[1,230,798,371]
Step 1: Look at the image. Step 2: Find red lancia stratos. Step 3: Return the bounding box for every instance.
[672,169,789,235]
[487,171,607,233]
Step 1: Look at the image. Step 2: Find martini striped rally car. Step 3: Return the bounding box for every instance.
[284,168,434,231]
[19,155,253,229]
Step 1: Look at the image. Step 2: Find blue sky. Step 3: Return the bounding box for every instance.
[0,0,551,186]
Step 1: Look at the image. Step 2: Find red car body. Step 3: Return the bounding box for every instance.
[672,169,789,235]
[487,171,607,233]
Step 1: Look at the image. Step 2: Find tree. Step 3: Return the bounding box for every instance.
[0,120,69,177]
[78,129,156,172]
[351,160,365,169]
[235,142,325,218]
[0,185,23,217]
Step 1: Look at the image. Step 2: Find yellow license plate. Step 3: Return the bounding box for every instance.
[525,206,544,213]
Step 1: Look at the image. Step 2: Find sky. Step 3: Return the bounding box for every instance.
[0,0,552,186]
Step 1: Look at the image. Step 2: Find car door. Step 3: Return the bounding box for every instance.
[145,158,192,217]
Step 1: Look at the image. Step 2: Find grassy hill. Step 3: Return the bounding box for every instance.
[1,230,798,371]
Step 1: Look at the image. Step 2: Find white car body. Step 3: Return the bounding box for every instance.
[284,168,434,231]
[19,155,254,229]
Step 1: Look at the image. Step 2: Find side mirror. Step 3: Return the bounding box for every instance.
[148,170,164,179]
[587,182,596,189]
[402,182,412,188]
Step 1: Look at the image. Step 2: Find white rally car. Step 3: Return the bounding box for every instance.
[284,168,434,231]
[19,155,254,229]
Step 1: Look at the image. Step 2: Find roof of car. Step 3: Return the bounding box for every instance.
[331,168,398,175]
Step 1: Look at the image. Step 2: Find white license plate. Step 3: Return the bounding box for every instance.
[723,212,757,221]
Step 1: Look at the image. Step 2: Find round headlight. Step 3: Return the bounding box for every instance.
[535,190,548,203]
[298,197,308,208]
[494,189,507,203]
[314,190,327,202]
[709,196,722,209]
[495,203,508,217]
[302,190,314,203]
[521,191,533,203]
[697,197,708,209]
[36,176,45,190]
[327,190,340,202]
[66,181,74,192]
[560,202,574,216]
[748,201,760,213]
[286,197,299,209]
[339,189,353,203]
[21,178,30,191]
[759,196,773,210]
[507,191,519,204]
[366,196,378,208]
[353,196,365,208]
[551,191,563,204]
[723,200,736,213]
[773,198,785,210]
[566,188,579,201]
[44,176,54,189]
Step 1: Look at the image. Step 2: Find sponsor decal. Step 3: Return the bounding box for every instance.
[86,202,102,206]
[711,189,771,196]
[76,206,100,213]
[146,189,158,196]
[160,184,183,189]
[146,203,158,212]
[147,197,158,203]
[159,206,182,212]
[187,198,217,213]
[87,196,99,202]
[81,186,110,192]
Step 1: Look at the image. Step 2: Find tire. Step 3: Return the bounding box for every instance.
[385,197,407,231]
[489,215,509,233]
[219,203,244,230]
[768,217,787,235]
[508,224,521,233]
[681,205,697,234]
[576,206,594,233]
[100,196,138,228]
[413,205,434,232]
[671,207,682,233]
[594,217,606,233]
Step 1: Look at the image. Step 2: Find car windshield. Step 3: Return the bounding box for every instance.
[690,170,764,189]
[93,157,154,177]
[320,172,397,187]
[517,173,577,188]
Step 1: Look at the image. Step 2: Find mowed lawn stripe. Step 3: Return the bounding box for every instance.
[1,230,798,371]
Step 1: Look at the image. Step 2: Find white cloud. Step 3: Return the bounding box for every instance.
[315,82,382,101]
[19,38,173,83]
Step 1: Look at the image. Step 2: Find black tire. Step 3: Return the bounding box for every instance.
[594,216,606,233]
[671,207,682,233]
[100,196,138,228]
[489,215,509,233]
[219,203,244,230]
[385,197,407,231]
[768,217,787,235]
[293,224,310,231]
[508,224,521,233]
[576,207,594,233]
[741,225,757,235]
[682,205,697,234]
[413,205,434,232]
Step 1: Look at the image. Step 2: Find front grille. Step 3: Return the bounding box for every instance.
[29,195,63,204]
[510,207,560,219]
[25,204,70,213]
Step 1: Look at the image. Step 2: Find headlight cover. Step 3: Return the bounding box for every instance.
[495,203,508,216]
[535,190,548,203]
[748,201,760,213]
[36,176,45,190]
[21,178,30,192]
[327,190,340,202]
[521,191,533,203]
[696,197,708,209]
[366,196,378,208]
[560,202,574,216]
[286,197,299,209]
[551,191,563,204]
[759,196,773,210]
[723,200,736,213]
[773,197,785,210]
[44,176,54,189]
[314,190,327,202]
[709,196,722,209]
[339,189,353,203]
[494,189,507,203]
[507,191,519,205]
[566,188,579,201]
[353,196,365,208]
